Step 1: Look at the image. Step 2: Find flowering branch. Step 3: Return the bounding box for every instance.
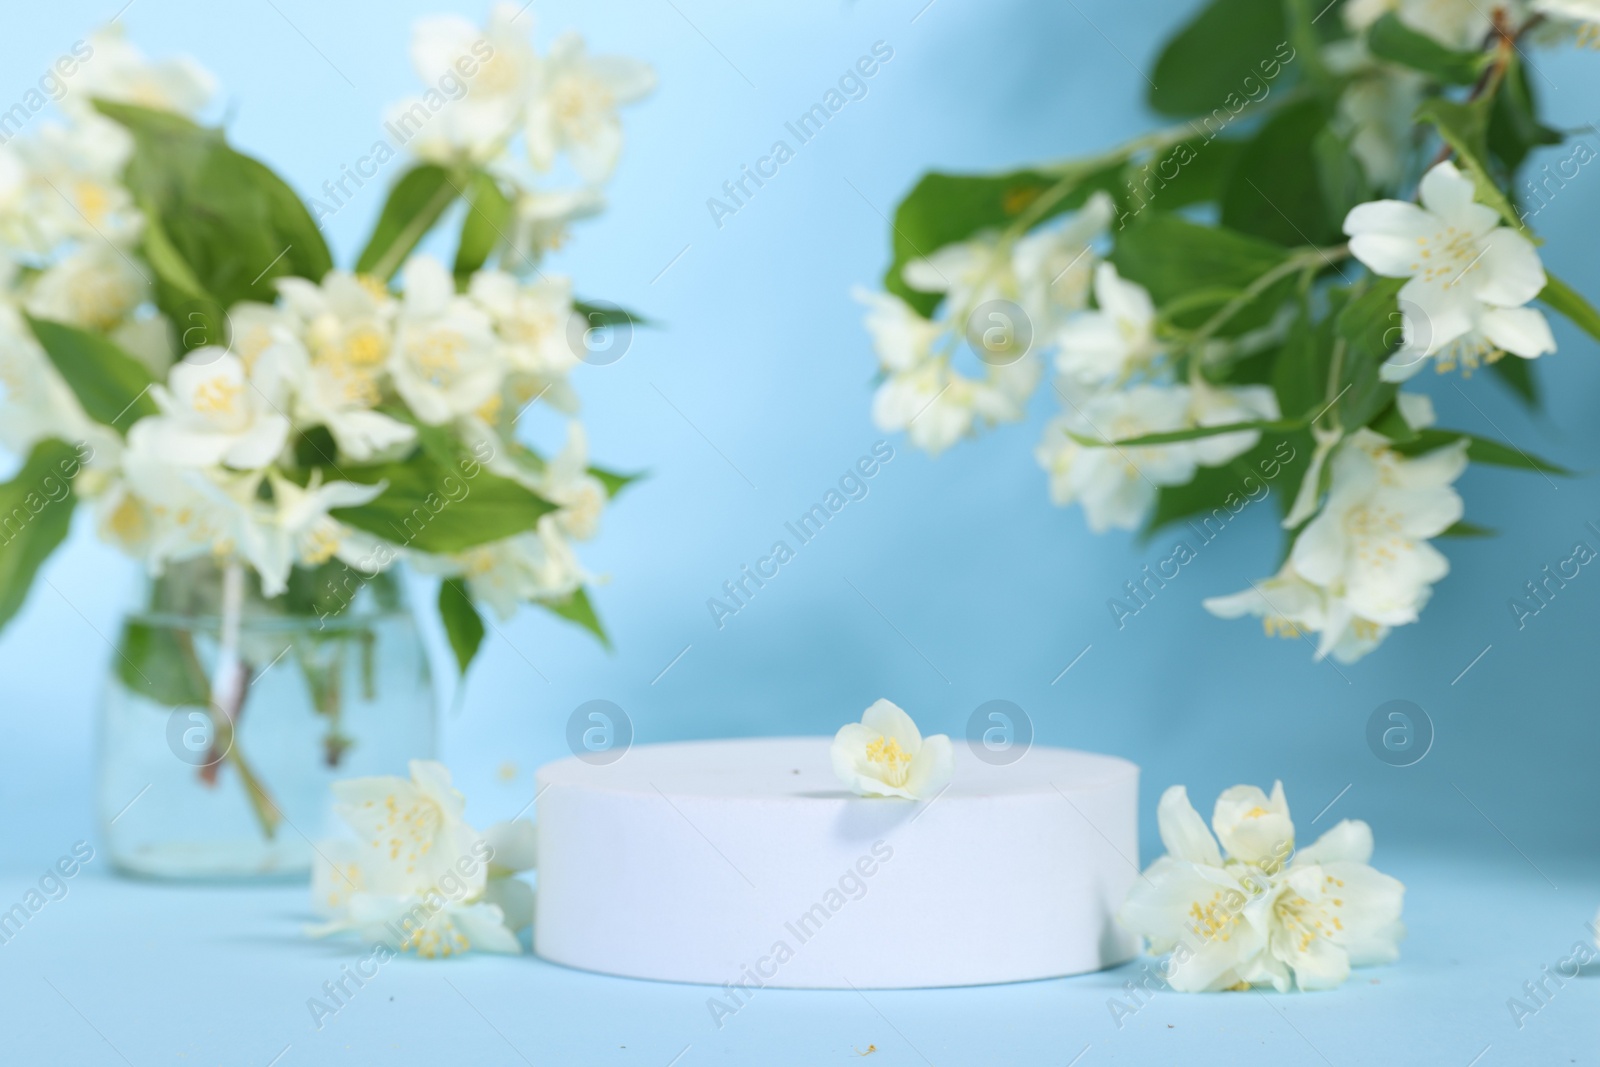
[860,0,1598,661]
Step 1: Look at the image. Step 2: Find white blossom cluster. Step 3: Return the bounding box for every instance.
[1334,0,1599,191]
[860,193,1280,534]
[0,14,651,619]
[393,3,655,267]
[1119,782,1405,992]
[310,760,536,958]
[858,0,1583,663]
[1207,158,1554,663]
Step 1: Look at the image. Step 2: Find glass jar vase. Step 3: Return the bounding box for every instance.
[96,561,436,880]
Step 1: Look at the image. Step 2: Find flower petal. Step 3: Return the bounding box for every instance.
[1118,858,1264,992]
[1157,785,1224,867]
[1475,228,1546,307]
[1479,305,1556,358]
[1295,819,1374,866]
[1212,782,1295,866]
[483,818,538,874]
[1344,200,1436,276]
[860,698,923,753]
[903,733,955,799]
[1417,160,1497,235]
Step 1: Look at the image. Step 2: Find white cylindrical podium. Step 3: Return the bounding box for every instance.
[534,737,1140,989]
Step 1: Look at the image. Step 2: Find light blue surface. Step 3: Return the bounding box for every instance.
[2,0,1599,1061]
[1,854,1596,1064]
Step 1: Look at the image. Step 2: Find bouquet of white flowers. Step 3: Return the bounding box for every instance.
[860,0,1596,663]
[0,10,650,841]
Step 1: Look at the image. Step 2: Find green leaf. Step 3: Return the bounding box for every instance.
[538,586,610,649]
[1368,397,1420,443]
[1148,0,1297,118]
[0,440,82,633]
[1312,127,1372,231]
[1487,52,1563,175]
[1110,212,1292,334]
[1220,99,1342,247]
[1124,138,1245,214]
[330,455,558,553]
[1393,429,1572,474]
[572,300,650,329]
[292,426,340,470]
[96,102,331,307]
[1415,96,1520,227]
[1142,433,1298,538]
[141,210,225,357]
[453,171,513,283]
[438,578,486,676]
[1367,13,1485,85]
[1539,272,1600,344]
[355,164,461,282]
[1271,300,1335,419]
[26,316,158,432]
[589,465,644,499]
[1333,277,1404,430]
[1488,354,1539,409]
[1439,520,1496,537]
[884,164,1122,315]
[1071,418,1291,448]
[114,620,210,707]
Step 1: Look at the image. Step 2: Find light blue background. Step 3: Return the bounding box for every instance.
[2,1,1598,1063]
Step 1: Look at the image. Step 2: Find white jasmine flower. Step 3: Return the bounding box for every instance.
[1118,783,1404,993]
[403,4,540,163]
[276,271,395,392]
[271,273,418,453]
[330,759,482,889]
[1344,161,1551,380]
[831,698,954,801]
[870,361,971,456]
[1187,382,1280,466]
[390,256,503,425]
[139,350,291,470]
[507,186,605,263]
[0,149,33,250]
[242,307,416,464]
[111,448,260,572]
[1292,430,1467,623]
[469,269,580,378]
[1054,263,1160,388]
[68,25,216,117]
[1211,783,1296,867]
[16,119,141,249]
[1534,0,1600,27]
[524,32,655,184]
[1034,385,1198,533]
[480,818,537,932]
[421,522,587,620]
[1204,562,1393,663]
[331,884,523,958]
[1012,191,1114,330]
[240,472,387,596]
[1325,41,1426,189]
[1207,428,1467,660]
[1343,0,1500,50]
[24,243,148,331]
[871,356,1039,457]
[903,231,1016,320]
[537,421,608,541]
[973,356,1043,423]
[856,287,944,374]
[309,761,536,958]
[0,300,113,455]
